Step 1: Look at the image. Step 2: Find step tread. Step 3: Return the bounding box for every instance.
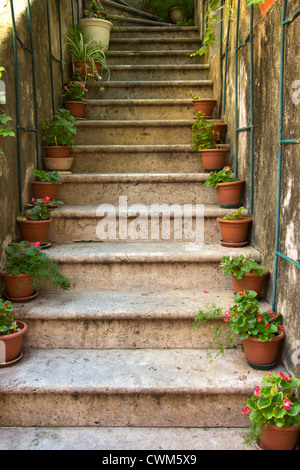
[71,143,229,152]
[99,80,213,85]
[12,289,270,321]
[0,348,285,394]
[60,172,215,182]
[107,14,171,26]
[111,26,199,33]
[102,0,159,21]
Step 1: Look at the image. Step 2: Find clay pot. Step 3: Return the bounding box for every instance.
[43,157,74,171]
[212,122,227,142]
[231,269,270,297]
[216,179,244,208]
[0,321,28,364]
[259,0,276,17]
[18,218,52,243]
[63,101,86,119]
[242,331,285,370]
[32,181,61,200]
[74,60,101,81]
[1,272,35,299]
[192,99,217,118]
[260,423,300,450]
[217,216,252,244]
[44,146,71,158]
[201,148,228,172]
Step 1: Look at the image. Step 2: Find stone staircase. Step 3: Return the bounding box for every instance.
[0,0,285,451]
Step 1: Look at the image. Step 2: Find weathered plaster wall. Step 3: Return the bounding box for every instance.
[0,0,83,291]
[199,0,300,376]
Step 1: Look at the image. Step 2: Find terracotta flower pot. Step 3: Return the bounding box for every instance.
[18,218,52,243]
[31,181,61,200]
[216,179,245,208]
[74,60,101,81]
[43,157,74,172]
[212,122,227,143]
[200,148,228,172]
[231,269,270,297]
[260,423,300,450]
[0,321,28,364]
[44,146,71,158]
[259,0,277,18]
[1,272,35,299]
[242,331,285,370]
[192,99,217,118]
[63,101,86,119]
[217,216,252,244]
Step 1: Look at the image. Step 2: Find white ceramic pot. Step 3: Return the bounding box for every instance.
[169,6,183,23]
[80,18,113,51]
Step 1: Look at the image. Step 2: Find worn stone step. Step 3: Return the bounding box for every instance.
[57,173,219,205]
[70,144,205,173]
[0,426,256,450]
[107,63,209,81]
[107,14,171,26]
[43,242,260,291]
[87,80,213,99]
[110,25,200,39]
[48,204,245,243]
[13,288,269,350]
[75,119,196,145]
[0,348,284,427]
[108,37,201,52]
[106,50,205,65]
[101,0,159,22]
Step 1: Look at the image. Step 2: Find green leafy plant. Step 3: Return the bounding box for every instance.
[224,290,284,342]
[63,80,87,102]
[220,255,268,280]
[0,298,20,336]
[3,241,71,291]
[204,166,240,188]
[19,197,64,221]
[40,108,77,147]
[32,170,62,183]
[0,67,15,158]
[220,206,245,220]
[242,371,300,447]
[191,111,217,151]
[139,0,194,23]
[84,0,106,18]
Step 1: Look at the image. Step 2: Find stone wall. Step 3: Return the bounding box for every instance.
[0,0,83,290]
[196,0,300,377]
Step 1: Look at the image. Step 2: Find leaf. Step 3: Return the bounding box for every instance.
[257,396,272,409]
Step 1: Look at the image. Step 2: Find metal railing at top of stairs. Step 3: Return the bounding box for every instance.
[9,0,81,212]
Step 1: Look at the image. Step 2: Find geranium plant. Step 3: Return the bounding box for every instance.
[84,0,106,18]
[40,108,77,147]
[220,206,245,220]
[0,298,20,336]
[224,290,284,342]
[3,241,71,291]
[32,170,62,183]
[204,166,240,188]
[63,80,87,102]
[17,197,63,221]
[220,255,268,280]
[242,372,300,447]
[191,111,217,151]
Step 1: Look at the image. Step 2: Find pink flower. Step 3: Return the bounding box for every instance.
[225,310,231,316]
[203,290,209,293]
[266,322,270,327]
[241,407,250,416]
[280,372,291,381]
[239,292,243,296]
[283,398,291,411]
[280,325,285,330]
[257,316,263,322]
[224,318,229,323]
[224,166,230,171]
[43,196,50,202]
[253,386,260,397]
[32,197,35,202]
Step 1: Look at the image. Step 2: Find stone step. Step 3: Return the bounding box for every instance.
[57,173,219,205]
[87,80,213,99]
[101,0,159,22]
[75,119,196,145]
[70,144,206,173]
[43,242,260,291]
[107,63,209,81]
[110,25,200,39]
[48,204,245,243]
[0,348,284,427]
[0,426,256,450]
[13,289,269,350]
[106,50,205,65]
[108,37,201,52]
[107,14,171,27]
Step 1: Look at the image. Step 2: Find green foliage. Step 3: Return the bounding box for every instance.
[242,372,300,447]
[63,81,87,102]
[204,166,239,189]
[0,298,20,336]
[191,111,217,151]
[84,0,105,18]
[32,170,62,183]
[23,197,64,221]
[220,255,267,280]
[221,206,245,220]
[40,108,77,147]
[225,290,284,342]
[3,241,71,291]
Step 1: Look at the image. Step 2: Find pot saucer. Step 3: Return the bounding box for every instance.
[0,352,23,368]
[247,359,277,371]
[220,239,248,247]
[41,241,51,250]
[6,291,39,303]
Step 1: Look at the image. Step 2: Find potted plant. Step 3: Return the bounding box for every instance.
[17,197,63,244]
[145,0,194,23]
[65,25,110,83]
[217,206,252,246]
[191,113,228,172]
[188,91,217,118]
[224,290,285,369]
[220,255,270,297]
[0,298,28,366]
[204,166,244,207]
[63,80,87,119]
[31,170,62,200]
[1,241,71,301]
[242,372,300,450]
[40,108,77,171]
[80,0,113,52]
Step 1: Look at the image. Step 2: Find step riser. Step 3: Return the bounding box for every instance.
[107,53,205,65]
[75,123,194,145]
[84,102,196,120]
[70,149,203,173]
[87,83,213,99]
[58,182,218,205]
[0,392,249,427]
[108,67,209,81]
[108,40,201,52]
[111,27,200,39]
